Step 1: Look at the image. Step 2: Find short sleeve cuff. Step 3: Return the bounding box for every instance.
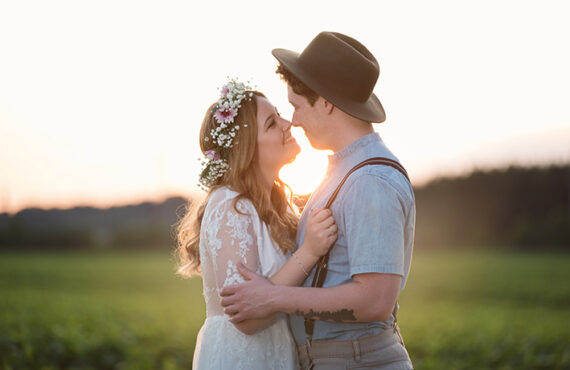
[350,263,404,277]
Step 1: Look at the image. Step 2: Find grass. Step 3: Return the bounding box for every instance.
[0,249,569,369]
[0,251,204,369]
[398,250,570,369]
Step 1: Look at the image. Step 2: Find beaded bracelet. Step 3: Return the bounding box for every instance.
[292,252,309,277]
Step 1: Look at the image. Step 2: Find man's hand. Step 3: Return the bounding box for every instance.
[219,263,278,324]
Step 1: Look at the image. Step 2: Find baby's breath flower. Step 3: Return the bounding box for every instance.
[199,78,255,191]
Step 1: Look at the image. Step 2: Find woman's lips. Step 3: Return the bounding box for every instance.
[283,132,296,144]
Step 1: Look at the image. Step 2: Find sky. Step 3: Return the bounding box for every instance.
[1,0,569,214]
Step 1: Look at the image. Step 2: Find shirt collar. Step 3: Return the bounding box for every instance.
[327,132,382,168]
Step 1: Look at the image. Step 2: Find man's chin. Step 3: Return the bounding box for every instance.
[307,138,327,150]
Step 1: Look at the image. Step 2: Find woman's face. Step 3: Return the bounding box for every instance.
[255,95,300,174]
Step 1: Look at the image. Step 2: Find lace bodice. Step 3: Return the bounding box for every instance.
[193,187,299,369]
[199,186,289,317]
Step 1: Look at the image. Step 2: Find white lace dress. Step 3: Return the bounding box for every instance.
[192,187,299,370]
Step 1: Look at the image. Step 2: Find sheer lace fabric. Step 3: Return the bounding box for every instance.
[193,187,298,370]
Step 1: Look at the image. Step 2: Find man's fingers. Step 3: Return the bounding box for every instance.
[237,263,255,280]
[220,294,238,308]
[229,313,246,324]
[223,305,239,316]
[219,284,238,297]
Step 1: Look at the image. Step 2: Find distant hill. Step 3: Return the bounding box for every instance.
[0,164,568,251]
[0,197,188,250]
[413,164,569,249]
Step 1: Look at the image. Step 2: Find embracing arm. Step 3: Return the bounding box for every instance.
[225,207,337,335]
[222,265,401,324]
[232,249,318,335]
[221,174,409,324]
[274,272,400,323]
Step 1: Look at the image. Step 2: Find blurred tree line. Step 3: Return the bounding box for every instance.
[0,164,568,251]
[413,164,569,250]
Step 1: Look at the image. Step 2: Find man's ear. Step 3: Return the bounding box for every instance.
[322,99,334,115]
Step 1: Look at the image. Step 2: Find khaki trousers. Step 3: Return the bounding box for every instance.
[296,326,413,370]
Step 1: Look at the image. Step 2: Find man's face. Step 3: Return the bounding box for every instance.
[287,86,328,150]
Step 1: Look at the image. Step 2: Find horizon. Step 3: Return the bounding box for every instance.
[1,0,569,214]
[2,160,567,215]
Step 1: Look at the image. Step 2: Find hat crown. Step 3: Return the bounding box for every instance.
[297,32,379,103]
[272,31,386,122]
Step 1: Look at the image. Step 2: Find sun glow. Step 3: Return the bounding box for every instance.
[279,127,331,195]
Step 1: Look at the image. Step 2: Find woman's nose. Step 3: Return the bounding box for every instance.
[280,118,292,131]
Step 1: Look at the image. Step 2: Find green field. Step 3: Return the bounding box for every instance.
[1,250,569,369]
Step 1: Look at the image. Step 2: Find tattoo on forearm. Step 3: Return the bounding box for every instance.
[294,308,357,322]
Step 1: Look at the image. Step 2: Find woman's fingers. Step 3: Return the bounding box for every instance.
[319,215,335,228]
[311,208,332,222]
[324,223,338,243]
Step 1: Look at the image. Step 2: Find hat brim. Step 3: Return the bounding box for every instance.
[272,48,386,123]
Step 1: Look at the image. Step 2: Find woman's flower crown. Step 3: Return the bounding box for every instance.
[198,78,254,190]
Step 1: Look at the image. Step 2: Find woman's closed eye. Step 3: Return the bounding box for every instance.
[267,118,276,130]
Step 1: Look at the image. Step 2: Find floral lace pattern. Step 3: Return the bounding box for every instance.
[194,187,298,369]
[225,202,254,264]
[223,260,245,287]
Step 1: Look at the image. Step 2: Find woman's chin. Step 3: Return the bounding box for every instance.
[287,144,301,164]
[292,141,302,156]
[276,142,302,168]
[279,152,300,168]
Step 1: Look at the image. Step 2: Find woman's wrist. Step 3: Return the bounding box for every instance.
[294,245,320,271]
[292,251,309,277]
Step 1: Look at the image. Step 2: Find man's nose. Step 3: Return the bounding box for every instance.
[290,113,302,127]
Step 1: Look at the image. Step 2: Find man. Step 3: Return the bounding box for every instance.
[220,31,415,369]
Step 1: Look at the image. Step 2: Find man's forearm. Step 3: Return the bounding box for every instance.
[270,274,400,323]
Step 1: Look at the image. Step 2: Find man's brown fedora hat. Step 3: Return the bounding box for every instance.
[272,31,386,123]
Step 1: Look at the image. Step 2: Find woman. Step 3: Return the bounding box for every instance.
[176,79,337,369]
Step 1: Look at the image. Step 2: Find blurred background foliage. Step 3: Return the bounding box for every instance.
[1,164,569,369]
[1,164,568,251]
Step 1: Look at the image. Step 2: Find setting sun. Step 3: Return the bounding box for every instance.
[279,127,330,195]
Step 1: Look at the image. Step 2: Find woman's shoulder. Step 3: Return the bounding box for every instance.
[206,186,258,216]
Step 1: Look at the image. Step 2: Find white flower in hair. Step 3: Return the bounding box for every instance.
[198,78,255,190]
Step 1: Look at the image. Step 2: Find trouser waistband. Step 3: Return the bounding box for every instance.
[297,326,405,359]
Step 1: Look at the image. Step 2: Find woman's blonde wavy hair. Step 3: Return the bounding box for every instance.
[175,91,298,277]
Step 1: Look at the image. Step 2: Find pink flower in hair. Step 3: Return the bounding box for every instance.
[220,87,230,97]
[214,108,237,124]
[205,150,220,160]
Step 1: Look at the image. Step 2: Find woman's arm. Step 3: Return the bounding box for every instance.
[232,208,337,335]
[269,208,337,286]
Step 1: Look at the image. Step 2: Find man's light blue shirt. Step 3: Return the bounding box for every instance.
[290,132,415,344]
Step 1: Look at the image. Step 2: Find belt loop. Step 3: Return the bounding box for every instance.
[352,340,361,363]
[299,343,313,370]
[394,323,405,346]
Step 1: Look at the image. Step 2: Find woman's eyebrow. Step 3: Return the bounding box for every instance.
[264,113,275,128]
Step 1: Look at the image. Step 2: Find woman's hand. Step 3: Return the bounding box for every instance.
[301,208,338,259]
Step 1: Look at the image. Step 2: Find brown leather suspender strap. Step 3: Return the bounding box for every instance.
[303,157,410,342]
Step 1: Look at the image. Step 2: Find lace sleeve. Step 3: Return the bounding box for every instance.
[207,197,260,290]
